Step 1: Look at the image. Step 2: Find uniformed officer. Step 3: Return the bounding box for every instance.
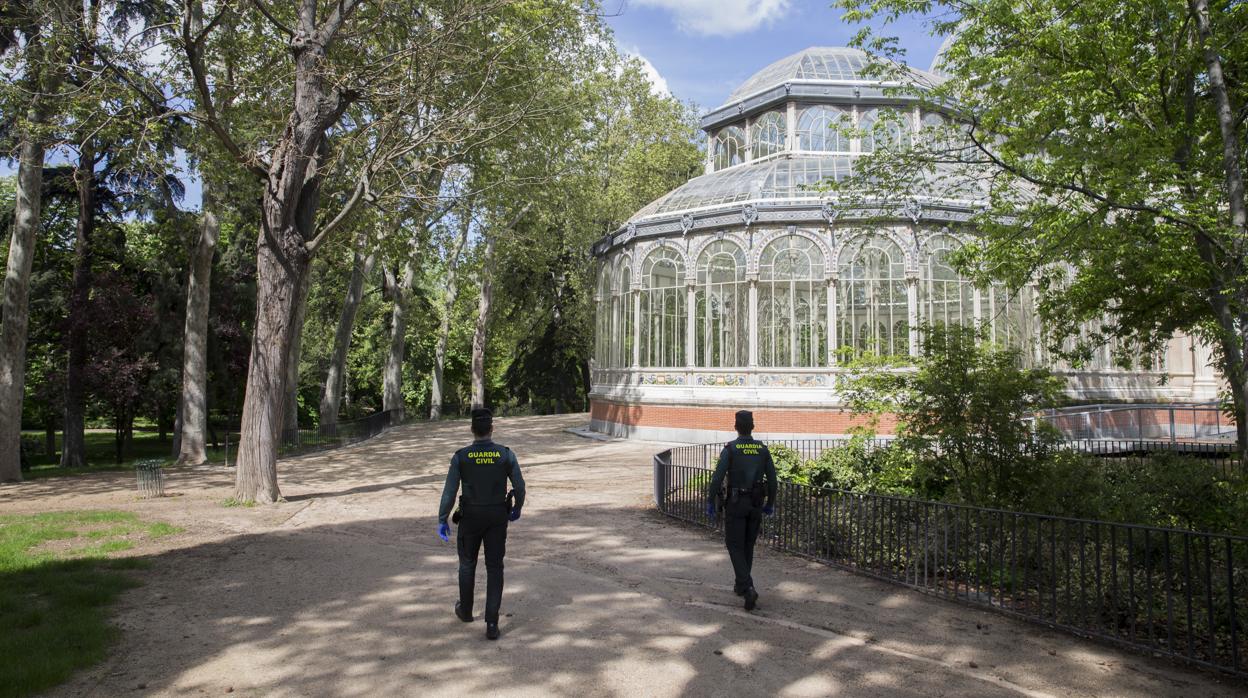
[437,408,526,640]
[706,410,776,610]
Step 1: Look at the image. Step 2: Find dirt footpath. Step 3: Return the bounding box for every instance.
[3,415,1244,697]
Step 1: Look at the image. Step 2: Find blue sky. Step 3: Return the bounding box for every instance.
[603,0,944,110]
[3,1,942,212]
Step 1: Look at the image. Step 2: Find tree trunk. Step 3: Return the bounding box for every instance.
[0,134,46,482]
[61,142,96,469]
[1190,0,1248,462]
[44,420,55,461]
[319,238,375,432]
[471,234,497,410]
[175,183,220,466]
[430,212,471,420]
[383,263,415,414]
[283,268,313,436]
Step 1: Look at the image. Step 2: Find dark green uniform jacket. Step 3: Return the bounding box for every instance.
[708,436,778,509]
[438,438,526,524]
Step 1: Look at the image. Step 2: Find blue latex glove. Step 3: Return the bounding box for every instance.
[437,522,450,542]
[706,502,716,521]
[762,504,775,516]
[509,508,521,522]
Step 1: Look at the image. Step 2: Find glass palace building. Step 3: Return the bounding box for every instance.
[589,47,1220,441]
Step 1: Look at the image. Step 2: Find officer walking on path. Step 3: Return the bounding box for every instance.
[437,408,526,640]
[707,410,776,610]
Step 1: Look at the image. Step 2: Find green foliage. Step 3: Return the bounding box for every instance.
[770,444,805,483]
[840,324,1063,506]
[831,0,1248,447]
[0,511,179,698]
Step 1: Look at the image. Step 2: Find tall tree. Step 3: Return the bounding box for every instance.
[318,231,376,431]
[175,179,220,465]
[430,204,471,419]
[835,0,1248,457]
[178,0,597,501]
[0,0,68,481]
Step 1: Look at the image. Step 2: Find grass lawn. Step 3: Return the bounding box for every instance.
[21,430,229,479]
[0,511,182,698]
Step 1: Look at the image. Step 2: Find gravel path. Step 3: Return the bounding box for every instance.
[3,414,1243,697]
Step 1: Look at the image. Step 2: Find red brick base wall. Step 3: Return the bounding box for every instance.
[590,399,898,435]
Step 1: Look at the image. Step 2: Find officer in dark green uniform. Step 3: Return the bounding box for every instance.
[707,410,776,610]
[437,408,526,640]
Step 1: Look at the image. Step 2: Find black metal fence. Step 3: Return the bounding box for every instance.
[654,443,1248,678]
[220,409,406,465]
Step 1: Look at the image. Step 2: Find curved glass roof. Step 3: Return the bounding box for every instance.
[629,156,852,221]
[724,47,944,105]
[627,154,984,224]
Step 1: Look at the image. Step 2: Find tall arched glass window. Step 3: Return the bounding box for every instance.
[613,262,633,368]
[988,284,1036,364]
[797,106,850,153]
[750,111,785,160]
[838,234,909,357]
[641,247,685,367]
[759,235,827,367]
[713,126,746,170]
[595,265,611,365]
[859,108,912,153]
[696,240,748,368]
[920,236,973,329]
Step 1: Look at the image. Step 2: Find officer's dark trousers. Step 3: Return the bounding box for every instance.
[724,498,762,591]
[457,504,509,623]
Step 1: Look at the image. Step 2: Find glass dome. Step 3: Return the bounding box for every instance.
[724,47,944,105]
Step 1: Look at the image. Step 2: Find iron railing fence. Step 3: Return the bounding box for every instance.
[1033,403,1234,442]
[655,445,1248,679]
[675,437,1240,478]
[221,409,406,466]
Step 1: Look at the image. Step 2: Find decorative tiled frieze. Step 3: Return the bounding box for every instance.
[640,373,686,386]
[696,374,748,387]
[757,373,828,387]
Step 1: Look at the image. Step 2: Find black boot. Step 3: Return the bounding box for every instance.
[455,602,473,623]
[733,584,746,597]
[743,587,759,611]
[486,622,500,640]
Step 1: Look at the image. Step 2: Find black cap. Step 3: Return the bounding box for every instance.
[734,410,754,433]
[471,408,493,434]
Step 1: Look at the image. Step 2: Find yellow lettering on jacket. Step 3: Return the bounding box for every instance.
[735,443,761,455]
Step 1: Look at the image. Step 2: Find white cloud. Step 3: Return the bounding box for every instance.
[626,50,671,96]
[632,0,791,37]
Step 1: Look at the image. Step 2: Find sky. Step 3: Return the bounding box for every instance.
[2,1,942,212]
[603,0,944,110]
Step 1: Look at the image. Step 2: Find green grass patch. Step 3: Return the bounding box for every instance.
[0,510,181,698]
[221,497,256,508]
[20,429,231,480]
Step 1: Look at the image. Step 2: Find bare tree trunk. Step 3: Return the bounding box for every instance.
[0,132,47,482]
[61,142,97,469]
[430,212,471,420]
[175,182,220,466]
[1190,0,1248,462]
[383,263,415,414]
[471,234,497,410]
[320,239,375,431]
[283,268,313,436]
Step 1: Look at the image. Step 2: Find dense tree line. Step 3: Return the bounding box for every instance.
[0,0,702,499]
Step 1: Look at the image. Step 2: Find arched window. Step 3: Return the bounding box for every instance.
[920,236,973,329]
[988,283,1036,363]
[759,235,827,367]
[696,240,748,368]
[595,264,612,365]
[859,107,912,153]
[713,126,746,170]
[797,106,851,153]
[750,111,785,160]
[641,247,685,367]
[614,261,633,368]
[837,234,909,357]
